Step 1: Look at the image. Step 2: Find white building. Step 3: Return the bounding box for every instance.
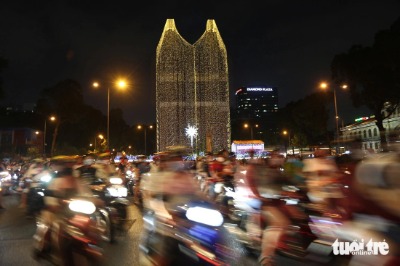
[341,105,400,152]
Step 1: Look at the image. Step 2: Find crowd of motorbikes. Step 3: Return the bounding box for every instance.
[137,148,400,266]
[1,146,399,266]
[0,156,137,265]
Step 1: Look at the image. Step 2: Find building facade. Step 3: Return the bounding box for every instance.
[232,87,279,143]
[156,19,230,152]
[235,87,278,118]
[0,127,43,155]
[341,105,400,152]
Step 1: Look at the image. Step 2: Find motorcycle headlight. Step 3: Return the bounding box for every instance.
[0,171,11,181]
[40,174,52,183]
[126,170,132,176]
[186,207,224,227]
[109,177,123,185]
[106,186,128,197]
[68,200,96,215]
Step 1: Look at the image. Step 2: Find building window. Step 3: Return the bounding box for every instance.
[363,130,366,138]
[364,143,368,149]
[373,128,378,136]
[369,143,373,149]
[368,129,372,137]
[375,143,378,150]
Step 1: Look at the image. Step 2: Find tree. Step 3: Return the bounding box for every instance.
[36,79,86,155]
[278,92,331,147]
[331,17,400,150]
[109,108,130,151]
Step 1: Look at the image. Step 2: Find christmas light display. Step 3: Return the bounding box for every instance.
[156,19,230,152]
[185,124,198,148]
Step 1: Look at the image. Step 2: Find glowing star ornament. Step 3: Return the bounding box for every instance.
[185,125,198,148]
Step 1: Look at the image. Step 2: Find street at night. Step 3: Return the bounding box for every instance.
[1,2,400,266]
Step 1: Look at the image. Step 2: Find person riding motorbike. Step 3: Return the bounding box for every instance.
[33,155,95,264]
[141,146,200,213]
[140,146,209,265]
[73,154,101,185]
[243,150,291,266]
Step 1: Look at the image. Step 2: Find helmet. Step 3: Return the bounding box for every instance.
[82,154,96,166]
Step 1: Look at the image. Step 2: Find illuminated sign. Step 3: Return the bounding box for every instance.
[355,116,373,122]
[247,88,273,92]
[235,88,243,95]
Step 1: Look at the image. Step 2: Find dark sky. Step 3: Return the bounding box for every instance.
[1,0,399,126]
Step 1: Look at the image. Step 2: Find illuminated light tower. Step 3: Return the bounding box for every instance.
[156,19,230,152]
[185,124,198,148]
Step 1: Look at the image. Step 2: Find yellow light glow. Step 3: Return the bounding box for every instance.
[341,84,348,89]
[137,125,142,129]
[116,79,127,89]
[93,82,99,88]
[320,82,328,89]
[98,134,104,139]
[49,116,56,121]
[283,130,288,135]
[244,124,249,128]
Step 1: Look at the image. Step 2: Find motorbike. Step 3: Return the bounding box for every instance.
[88,176,134,243]
[0,167,12,195]
[32,197,105,266]
[124,166,137,196]
[140,196,239,265]
[26,172,53,217]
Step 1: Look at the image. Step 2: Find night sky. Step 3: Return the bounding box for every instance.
[1,0,399,126]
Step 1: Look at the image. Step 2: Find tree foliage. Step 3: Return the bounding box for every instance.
[278,92,331,147]
[331,17,400,149]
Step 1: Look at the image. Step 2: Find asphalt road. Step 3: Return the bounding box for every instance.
[0,192,148,266]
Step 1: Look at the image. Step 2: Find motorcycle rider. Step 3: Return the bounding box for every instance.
[73,154,104,185]
[33,155,94,264]
[141,146,200,214]
[133,155,151,204]
[243,150,290,266]
[20,160,44,208]
[140,146,204,265]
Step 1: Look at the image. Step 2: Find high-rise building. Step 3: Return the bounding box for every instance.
[232,87,279,142]
[235,87,278,118]
[156,19,230,152]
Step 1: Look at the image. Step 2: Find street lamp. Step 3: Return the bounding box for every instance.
[95,134,104,151]
[244,123,259,139]
[282,130,295,155]
[43,116,56,158]
[137,125,153,155]
[320,82,348,154]
[93,79,128,150]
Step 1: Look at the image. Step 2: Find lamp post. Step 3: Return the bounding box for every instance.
[283,130,290,155]
[43,116,56,158]
[137,125,153,155]
[320,82,347,154]
[93,79,128,150]
[94,134,104,152]
[244,123,259,139]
